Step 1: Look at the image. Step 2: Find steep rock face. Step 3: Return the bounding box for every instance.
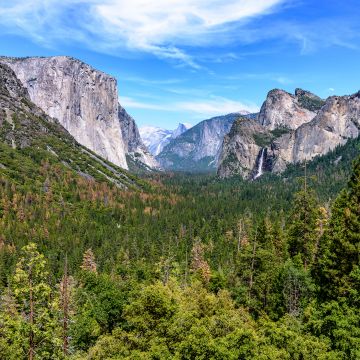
[157,113,246,172]
[0,56,157,170]
[172,123,189,139]
[257,89,317,130]
[218,118,270,179]
[0,62,142,189]
[0,62,63,149]
[272,92,360,172]
[218,89,360,179]
[118,105,159,169]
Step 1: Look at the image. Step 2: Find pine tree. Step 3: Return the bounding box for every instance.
[287,188,320,269]
[11,242,61,359]
[0,288,23,359]
[315,157,360,304]
[59,256,75,356]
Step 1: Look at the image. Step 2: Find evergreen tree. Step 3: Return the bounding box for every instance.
[287,188,320,269]
[0,288,23,359]
[10,243,61,359]
[315,157,360,304]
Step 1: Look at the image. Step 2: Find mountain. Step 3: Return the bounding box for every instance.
[156,113,253,172]
[218,88,360,179]
[0,61,143,189]
[140,123,190,156]
[257,88,322,130]
[118,105,159,171]
[0,56,157,171]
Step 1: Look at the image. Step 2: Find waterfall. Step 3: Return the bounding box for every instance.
[254,148,265,179]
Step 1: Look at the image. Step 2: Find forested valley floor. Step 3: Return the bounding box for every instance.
[0,136,359,359]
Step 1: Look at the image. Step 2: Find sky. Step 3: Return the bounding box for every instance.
[0,0,360,129]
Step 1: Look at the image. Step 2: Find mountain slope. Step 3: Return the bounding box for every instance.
[218,88,360,179]
[156,113,250,172]
[0,56,157,171]
[0,62,144,190]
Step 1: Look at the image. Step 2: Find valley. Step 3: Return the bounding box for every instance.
[0,57,359,359]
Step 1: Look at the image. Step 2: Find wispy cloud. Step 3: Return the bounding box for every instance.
[120,96,170,111]
[122,76,186,86]
[2,1,358,69]
[0,0,286,68]
[224,72,293,85]
[120,95,259,117]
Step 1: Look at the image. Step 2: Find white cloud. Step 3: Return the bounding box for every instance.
[176,97,259,115]
[0,0,285,67]
[328,87,335,92]
[120,95,259,117]
[120,96,170,111]
[225,72,293,85]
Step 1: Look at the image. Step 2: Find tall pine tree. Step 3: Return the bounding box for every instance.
[11,243,62,359]
[287,187,320,269]
[315,156,360,305]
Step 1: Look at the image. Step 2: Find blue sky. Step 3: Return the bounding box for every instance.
[1,0,360,129]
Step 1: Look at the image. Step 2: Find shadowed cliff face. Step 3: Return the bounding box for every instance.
[118,104,159,170]
[217,118,269,179]
[0,56,157,171]
[218,89,360,179]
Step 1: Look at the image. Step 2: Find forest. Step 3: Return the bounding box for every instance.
[0,134,359,359]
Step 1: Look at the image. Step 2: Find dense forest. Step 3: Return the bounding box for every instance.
[0,133,359,359]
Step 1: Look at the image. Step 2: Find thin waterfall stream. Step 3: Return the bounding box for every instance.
[254,148,265,179]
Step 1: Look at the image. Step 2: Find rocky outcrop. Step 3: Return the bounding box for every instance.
[0,62,144,189]
[0,56,129,169]
[218,88,360,179]
[272,92,360,172]
[0,56,158,171]
[217,118,271,178]
[157,113,250,172]
[294,88,326,112]
[118,105,159,170]
[0,62,61,149]
[257,89,317,130]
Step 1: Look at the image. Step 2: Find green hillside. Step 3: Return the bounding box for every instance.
[0,63,359,360]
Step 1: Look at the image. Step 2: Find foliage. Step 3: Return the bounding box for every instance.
[0,117,359,358]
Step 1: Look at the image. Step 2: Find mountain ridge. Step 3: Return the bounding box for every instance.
[140,122,191,156]
[218,88,360,179]
[156,112,256,172]
[0,55,157,171]
[0,61,144,189]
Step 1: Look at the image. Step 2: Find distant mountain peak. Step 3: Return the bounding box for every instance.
[140,123,190,156]
[156,113,251,172]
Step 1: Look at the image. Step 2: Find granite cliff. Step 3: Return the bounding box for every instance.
[157,112,253,172]
[218,89,359,179]
[0,62,143,189]
[0,56,157,170]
